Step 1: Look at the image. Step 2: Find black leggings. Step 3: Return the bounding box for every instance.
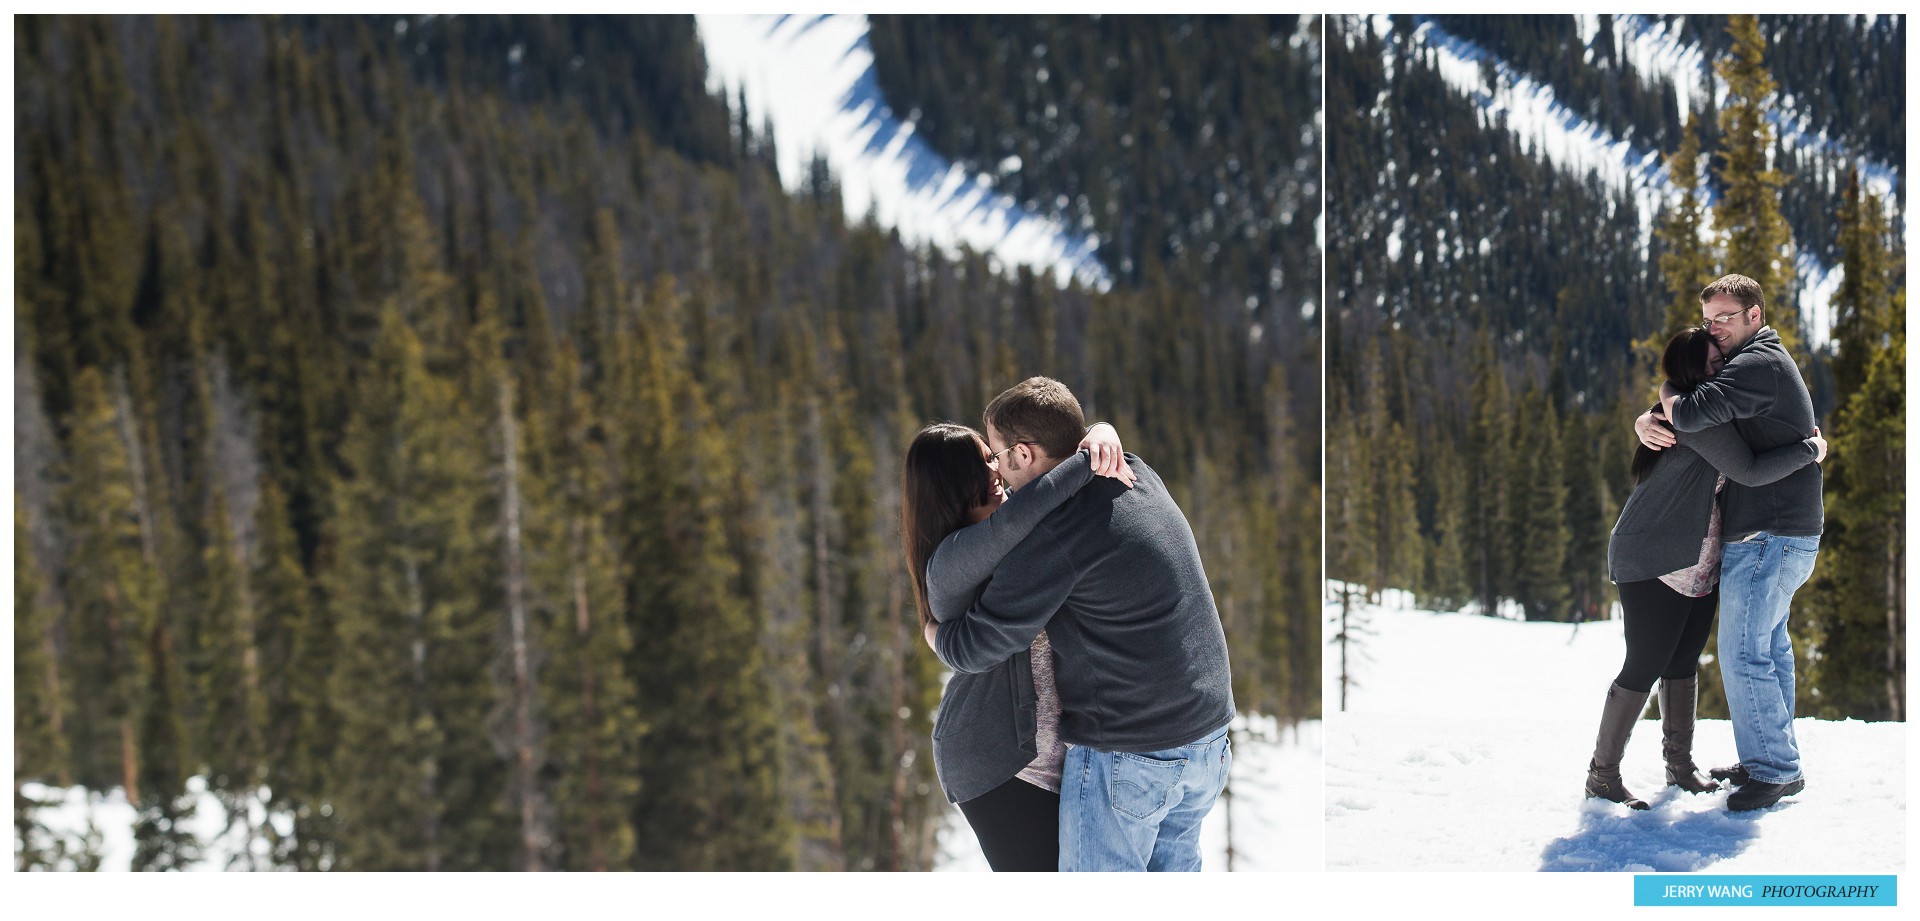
[955,776,1059,872]
[1614,579,1719,693]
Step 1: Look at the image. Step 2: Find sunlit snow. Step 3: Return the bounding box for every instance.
[1324,583,1906,872]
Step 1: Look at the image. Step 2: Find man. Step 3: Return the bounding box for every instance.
[1634,274,1823,812]
[929,377,1235,870]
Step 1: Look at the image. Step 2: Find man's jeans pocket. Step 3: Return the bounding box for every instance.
[1780,540,1819,591]
[1110,751,1187,821]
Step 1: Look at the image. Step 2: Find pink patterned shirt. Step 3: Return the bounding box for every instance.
[1659,475,1726,597]
[1015,631,1065,793]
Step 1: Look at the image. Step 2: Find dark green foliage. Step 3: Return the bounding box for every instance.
[1800,178,1906,720]
[324,307,498,871]
[1560,412,1611,623]
[1510,393,1570,621]
[1651,121,1716,347]
[57,367,160,799]
[1714,16,1800,355]
[14,502,70,788]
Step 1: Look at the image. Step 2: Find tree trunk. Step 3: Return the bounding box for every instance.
[1338,582,1351,713]
[1887,505,1904,722]
[104,579,141,804]
[571,516,606,871]
[806,398,846,861]
[498,378,544,871]
[404,556,439,872]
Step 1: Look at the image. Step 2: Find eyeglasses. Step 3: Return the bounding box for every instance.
[985,442,1036,466]
[1703,308,1751,327]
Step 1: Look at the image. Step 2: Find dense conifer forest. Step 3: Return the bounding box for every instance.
[1325,15,1904,721]
[13,15,1320,870]
[1429,14,1903,274]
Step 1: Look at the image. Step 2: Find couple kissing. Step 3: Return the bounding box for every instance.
[903,377,1235,872]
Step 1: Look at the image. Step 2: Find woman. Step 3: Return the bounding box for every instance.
[902,420,1129,870]
[1589,327,1826,809]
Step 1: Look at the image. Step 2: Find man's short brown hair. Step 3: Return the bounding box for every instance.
[984,377,1085,459]
[1700,274,1765,314]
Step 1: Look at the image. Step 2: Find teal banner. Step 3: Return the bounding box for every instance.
[1635,875,1897,907]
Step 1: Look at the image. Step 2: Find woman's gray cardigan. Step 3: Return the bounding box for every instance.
[1607,422,1818,584]
[925,452,1092,804]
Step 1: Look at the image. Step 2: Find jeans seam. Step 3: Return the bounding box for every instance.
[1747,538,1776,773]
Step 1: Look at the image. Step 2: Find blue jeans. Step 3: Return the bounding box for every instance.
[1716,532,1820,784]
[1059,722,1232,872]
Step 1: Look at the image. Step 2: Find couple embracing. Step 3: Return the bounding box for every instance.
[1592,273,1826,814]
[902,377,1234,872]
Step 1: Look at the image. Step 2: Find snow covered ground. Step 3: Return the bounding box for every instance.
[935,714,1324,872]
[694,14,1107,290]
[19,716,1317,872]
[15,777,290,871]
[1324,586,1906,872]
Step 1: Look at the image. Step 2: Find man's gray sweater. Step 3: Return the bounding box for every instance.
[1668,327,1824,538]
[933,454,1235,753]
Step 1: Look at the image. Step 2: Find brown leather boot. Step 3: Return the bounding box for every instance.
[1586,682,1651,810]
[1658,676,1720,794]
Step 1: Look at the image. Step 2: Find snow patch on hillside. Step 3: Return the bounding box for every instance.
[1395,17,1673,230]
[695,14,1107,289]
[1608,14,1900,204]
[1324,586,1906,872]
[1378,15,1902,350]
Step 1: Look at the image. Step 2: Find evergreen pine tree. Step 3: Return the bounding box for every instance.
[1713,15,1801,356]
[189,481,271,867]
[1423,441,1472,611]
[1800,183,1904,720]
[1829,168,1893,399]
[14,500,70,786]
[531,343,643,871]
[1801,325,1905,719]
[619,277,793,870]
[15,500,73,871]
[1512,392,1571,621]
[325,307,499,870]
[1559,412,1610,622]
[1652,118,1717,348]
[1466,337,1513,615]
[250,475,334,869]
[59,367,160,802]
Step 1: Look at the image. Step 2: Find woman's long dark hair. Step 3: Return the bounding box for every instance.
[1631,327,1716,483]
[902,423,997,629]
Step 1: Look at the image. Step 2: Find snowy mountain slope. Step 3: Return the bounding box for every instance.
[1595,13,1901,199]
[1362,14,1899,350]
[1323,588,1906,873]
[935,715,1324,872]
[695,14,1107,289]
